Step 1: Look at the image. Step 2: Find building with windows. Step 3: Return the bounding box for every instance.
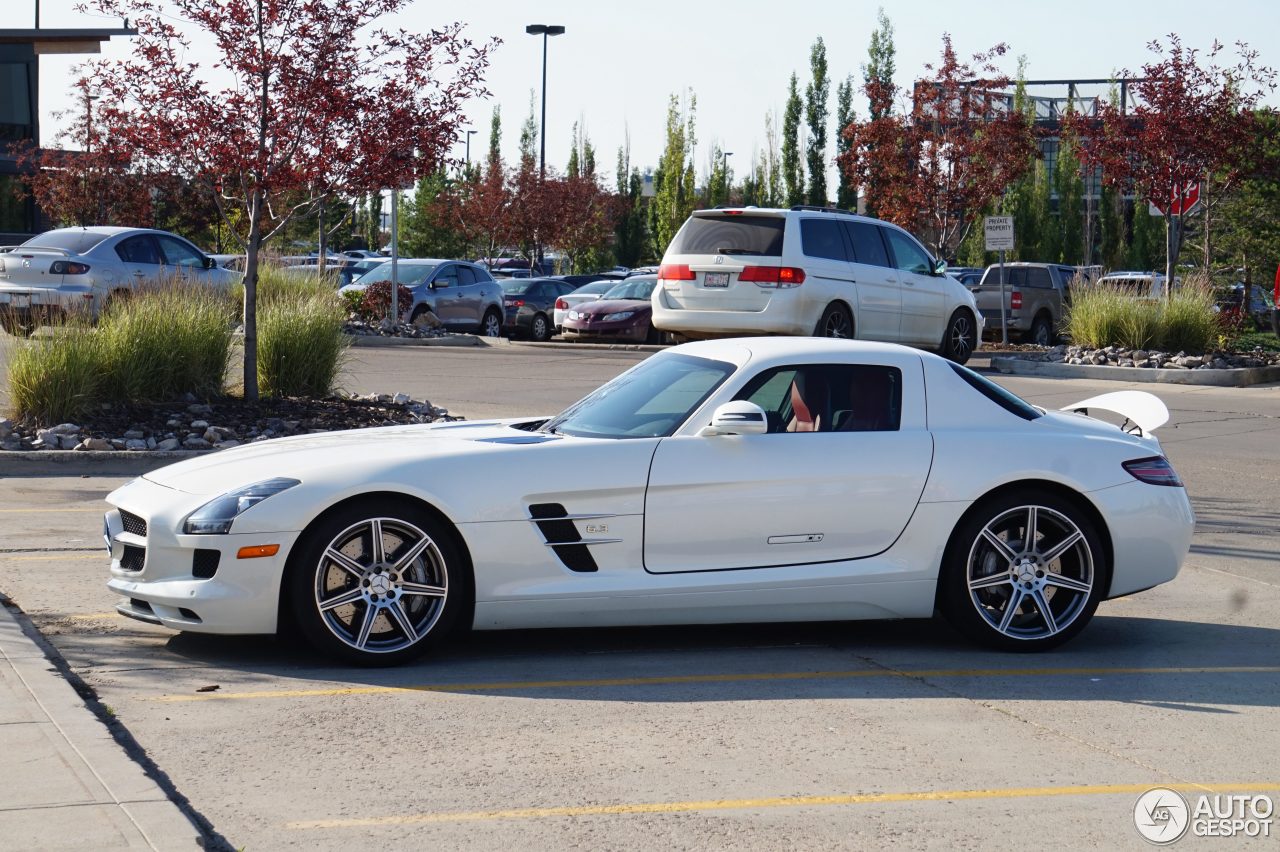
[0,22,134,242]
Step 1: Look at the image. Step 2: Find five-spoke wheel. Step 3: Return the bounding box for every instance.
[942,491,1105,650]
[290,501,468,664]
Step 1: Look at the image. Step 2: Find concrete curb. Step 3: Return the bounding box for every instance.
[346,333,495,347]
[0,597,205,849]
[0,450,211,477]
[990,355,1280,387]
[510,340,668,353]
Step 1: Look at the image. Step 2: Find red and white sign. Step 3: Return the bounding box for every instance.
[1149,182,1202,217]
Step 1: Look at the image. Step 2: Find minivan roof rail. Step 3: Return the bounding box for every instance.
[790,205,857,216]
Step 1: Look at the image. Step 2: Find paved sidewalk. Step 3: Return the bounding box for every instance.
[0,596,202,850]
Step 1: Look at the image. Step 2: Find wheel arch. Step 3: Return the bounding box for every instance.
[276,489,476,635]
[816,299,855,336]
[932,478,1115,608]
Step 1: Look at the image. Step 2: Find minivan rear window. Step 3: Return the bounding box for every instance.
[667,215,785,257]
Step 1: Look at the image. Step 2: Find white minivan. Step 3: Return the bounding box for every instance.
[650,207,982,363]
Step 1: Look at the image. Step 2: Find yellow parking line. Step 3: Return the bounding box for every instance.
[152,664,1280,703]
[6,553,103,561]
[286,781,1280,829]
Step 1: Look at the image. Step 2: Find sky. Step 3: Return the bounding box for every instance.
[29,0,1280,190]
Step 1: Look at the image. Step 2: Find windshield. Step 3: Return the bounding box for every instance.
[22,230,111,255]
[355,262,437,287]
[573,280,615,296]
[602,278,657,301]
[543,353,735,439]
[501,280,534,295]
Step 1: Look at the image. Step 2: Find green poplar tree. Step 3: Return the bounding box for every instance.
[1129,190,1162,270]
[835,74,856,210]
[1055,134,1085,264]
[487,106,502,175]
[400,171,466,258]
[863,7,896,121]
[782,73,805,208]
[1098,183,1124,270]
[804,37,830,206]
[654,92,697,253]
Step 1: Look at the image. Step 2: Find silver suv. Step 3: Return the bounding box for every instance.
[971,262,1087,346]
[650,207,982,364]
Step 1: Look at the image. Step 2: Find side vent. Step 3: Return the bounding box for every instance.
[192,549,221,579]
[527,502,622,574]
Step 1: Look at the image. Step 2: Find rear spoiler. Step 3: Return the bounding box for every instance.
[0,246,72,256]
[1061,391,1169,436]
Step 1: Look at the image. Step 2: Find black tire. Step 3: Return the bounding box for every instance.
[529,312,551,342]
[940,309,977,365]
[644,323,661,345]
[0,312,35,337]
[940,488,1107,652]
[1027,313,1054,347]
[287,498,472,666]
[477,308,502,338]
[814,303,854,339]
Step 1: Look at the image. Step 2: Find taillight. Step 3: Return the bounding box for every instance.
[555,297,567,310]
[1123,456,1183,487]
[658,263,695,281]
[505,298,525,307]
[50,261,91,275]
[1010,291,1023,310]
[739,266,806,289]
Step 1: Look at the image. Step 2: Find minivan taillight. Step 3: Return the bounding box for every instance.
[1010,291,1023,310]
[1123,456,1183,487]
[739,266,806,289]
[658,263,695,281]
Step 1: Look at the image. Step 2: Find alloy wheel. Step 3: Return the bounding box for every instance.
[483,311,502,337]
[965,505,1094,640]
[824,310,852,338]
[949,315,974,361]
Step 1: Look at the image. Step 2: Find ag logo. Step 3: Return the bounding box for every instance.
[1134,788,1190,844]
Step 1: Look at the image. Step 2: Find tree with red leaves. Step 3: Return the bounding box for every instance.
[1066,35,1276,290]
[445,158,517,270]
[546,174,620,273]
[838,35,1037,259]
[82,0,495,399]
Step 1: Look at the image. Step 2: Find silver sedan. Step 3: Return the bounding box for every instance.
[0,226,236,335]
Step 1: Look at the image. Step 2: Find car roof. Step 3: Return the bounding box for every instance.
[41,226,150,237]
[669,337,935,369]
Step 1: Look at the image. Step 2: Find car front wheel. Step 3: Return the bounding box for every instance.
[940,490,1106,651]
[289,500,470,665]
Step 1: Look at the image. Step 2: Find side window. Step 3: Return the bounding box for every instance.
[433,266,459,288]
[473,266,495,283]
[842,221,891,268]
[735,364,902,434]
[456,266,477,285]
[115,235,161,265]
[156,235,205,268]
[882,228,933,276]
[1025,267,1053,289]
[799,219,848,261]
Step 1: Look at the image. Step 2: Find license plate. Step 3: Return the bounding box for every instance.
[703,272,729,288]
[11,294,30,308]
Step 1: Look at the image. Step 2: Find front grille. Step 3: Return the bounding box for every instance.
[120,544,146,572]
[192,549,220,579]
[119,510,147,537]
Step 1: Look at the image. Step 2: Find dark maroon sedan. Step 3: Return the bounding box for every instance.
[561,276,661,343]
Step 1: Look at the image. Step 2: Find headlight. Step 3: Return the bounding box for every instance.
[568,310,582,320]
[602,311,635,322]
[182,478,300,535]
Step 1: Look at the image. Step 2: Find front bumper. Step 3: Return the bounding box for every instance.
[105,476,300,635]
[561,319,649,342]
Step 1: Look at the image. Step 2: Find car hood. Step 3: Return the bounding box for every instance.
[142,419,554,495]
[575,298,650,316]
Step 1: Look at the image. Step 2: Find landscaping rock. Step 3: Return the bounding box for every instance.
[125,439,148,451]
[156,438,181,451]
[82,437,112,451]
[190,419,209,430]
[183,437,212,449]
[0,419,12,440]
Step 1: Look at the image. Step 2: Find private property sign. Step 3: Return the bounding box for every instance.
[984,216,1015,251]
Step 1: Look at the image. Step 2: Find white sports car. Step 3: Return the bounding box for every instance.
[104,339,1194,664]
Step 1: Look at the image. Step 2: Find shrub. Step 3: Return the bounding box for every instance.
[257,291,349,397]
[1066,275,1220,354]
[98,283,236,403]
[5,321,104,425]
[1158,275,1218,353]
[229,264,337,316]
[1064,284,1131,349]
[358,281,414,322]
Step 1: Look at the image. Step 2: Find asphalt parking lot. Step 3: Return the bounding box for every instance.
[2,344,1279,850]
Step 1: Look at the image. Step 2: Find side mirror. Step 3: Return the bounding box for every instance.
[933,258,948,276]
[203,256,216,269]
[698,401,769,437]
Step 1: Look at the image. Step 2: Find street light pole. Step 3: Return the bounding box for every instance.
[465,129,477,167]
[524,24,565,271]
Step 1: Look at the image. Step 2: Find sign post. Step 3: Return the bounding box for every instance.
[984,216,1015,345]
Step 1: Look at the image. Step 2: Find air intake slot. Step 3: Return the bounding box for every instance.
[527,503,598,573]
[192,549,221,579]
[120,544,145,572]
[119,510,147,537]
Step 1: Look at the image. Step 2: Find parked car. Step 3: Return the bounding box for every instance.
[971,262,1085,345]
[947,266,985,287]
[0,227,236,335]
[650,207,981,364]
[1214,282,1273,331]
[102,336,1192,664]
[554,279,617,331]
[562,275,661,343]
[339,259,503,336]
[343,249,384,259]
[208,254,246,272]
[338,257,387,287]
[1095,271,1171,300]
[500,277,581,341]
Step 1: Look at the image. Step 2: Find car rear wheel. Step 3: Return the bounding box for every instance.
[941,309,977,364]
[815,303,854,339]
[940,490,1106,651]
[478,308,502,338]
[1027,313,1054,347]
[530,312,551,341]
[288,499,470,665]
[0,311,35,337]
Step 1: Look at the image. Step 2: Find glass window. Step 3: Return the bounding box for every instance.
[735,364,903,433]
[156,235,205,268]
[542,352,735,439]
[457,266,477,285]
[1025,267,1053,289]
[25,229,109,254]
[666,215,785,257]
[883,228,934,275]
[799,219,848,261]
[500,280,530,295]
[0,174,29,233]
[115,235,162,265]
[432,266,459,288]
[0,63,32,129]
[603,278,657,301]
[355,262,436,287]
[843,221,891,267]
